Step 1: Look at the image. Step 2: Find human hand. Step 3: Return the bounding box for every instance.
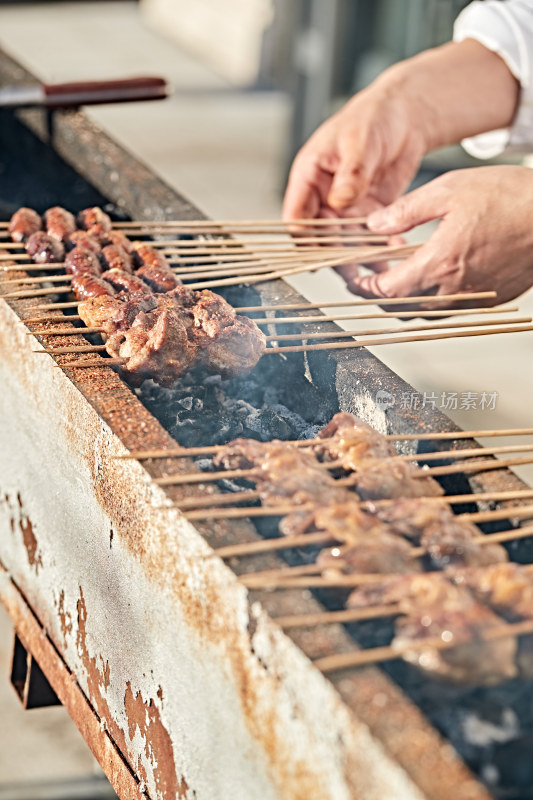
[282,39,519,229]
[347,165,533,307]
[282,80,427,225]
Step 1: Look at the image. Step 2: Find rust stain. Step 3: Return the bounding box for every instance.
[75,589,188,797]
[75,588,128,757]
[57,590,73,644]
[124,681,188,800]
[17,493,42,573]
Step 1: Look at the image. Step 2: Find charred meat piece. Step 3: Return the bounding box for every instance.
[132,242,181,292]
[350,573,517,685]
[44,206,76,243]
[71,274,116,302]
[315,413,443,498]
[78,295,124,335]
[26,231,65,264]
[77,207,113,235]
[213,438,276,471]
[9,207,42,243]
[107,292,160,333]
[370,498,508,568]
[64,248,102,277]
[197,315,266,378]
[214,440,354,533]
[66,231,101,254]
[315,504,421,575]
[316,412,398,466]
[136,263,182,292]
[393,575,517,685]
[100,230,133,253]
[100,245,133,273]
[106,307,197,387]
[100,269,149,295]
[452,562,533,677]
[352,460,444,500]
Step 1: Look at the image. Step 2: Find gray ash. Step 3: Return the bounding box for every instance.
[135,360,328,449]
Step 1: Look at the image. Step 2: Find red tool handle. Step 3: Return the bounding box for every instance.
[42,76,169,108]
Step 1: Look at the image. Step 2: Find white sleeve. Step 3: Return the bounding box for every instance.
[453,0,533,158]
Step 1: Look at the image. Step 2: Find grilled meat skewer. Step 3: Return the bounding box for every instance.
[9,207,42,243]
[44,206,76,243]
[347,564,533,684]
[315,413,444,499]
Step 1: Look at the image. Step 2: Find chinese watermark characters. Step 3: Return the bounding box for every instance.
[375,390,499,412]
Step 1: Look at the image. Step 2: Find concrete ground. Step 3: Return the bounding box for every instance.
[0,1,532,793]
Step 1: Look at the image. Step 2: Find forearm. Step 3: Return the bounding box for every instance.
[372,39,520,153]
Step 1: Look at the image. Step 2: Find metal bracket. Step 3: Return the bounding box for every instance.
[11,632,61,709]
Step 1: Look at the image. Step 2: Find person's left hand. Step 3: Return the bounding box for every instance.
[345,165,533,307]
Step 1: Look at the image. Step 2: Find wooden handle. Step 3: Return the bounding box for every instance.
[42,77,169,107]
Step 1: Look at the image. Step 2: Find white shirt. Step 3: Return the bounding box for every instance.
[454,0,533,157]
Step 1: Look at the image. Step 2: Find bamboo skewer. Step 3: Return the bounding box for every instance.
[0,244,418,299]
[274,605,400,629]
[22,291,499,315]
[154,443,533,490]
[181,467,533,517]
[242,556,533,591]
[112,217,370,228]
[45,325,533,369]
[32,318,531,356]
[214,521,533,560]
[117,427,533,461]
[263,317,531,342]
[264,324,533,355]
[57,324,533,370]
[27,306,519,337]
[236,294,499,311]
[178,486,533,513]
[313,619,533,673]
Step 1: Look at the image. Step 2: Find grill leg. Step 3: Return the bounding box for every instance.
[10,633,61,709]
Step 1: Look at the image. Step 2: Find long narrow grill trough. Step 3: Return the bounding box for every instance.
[1,47,533,800]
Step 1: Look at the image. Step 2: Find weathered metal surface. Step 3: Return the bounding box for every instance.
[0,562,147,800]
[0,44,525,800]
[0,297,437,800]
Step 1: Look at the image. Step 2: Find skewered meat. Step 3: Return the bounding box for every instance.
[352,460,444,500]
[64,248,102,277]
[136,262,181,292]
[370,498,508,568]
[452,562,533,676]
[349,573,517,685]
[71,274,116,301]
[100,245,133,273]
[66,231,101,254]
[78,295,124,335]
[100,269,149,294]
[197,315,266,378]
[26,231,65,264]
[213,439,355,536]
[316,413,444,499]
[316,412,398,465]
[101,230,133,253]
[106,307,197,387]
[9,207,42,243]
[43,206,76,243]
[132,242,181,292]
[315,504,421,575]
[77,207,113,235]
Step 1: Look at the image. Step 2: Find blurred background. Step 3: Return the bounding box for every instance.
[0,1,530,798]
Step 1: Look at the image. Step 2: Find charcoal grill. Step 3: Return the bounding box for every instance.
[1,46,532,800]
